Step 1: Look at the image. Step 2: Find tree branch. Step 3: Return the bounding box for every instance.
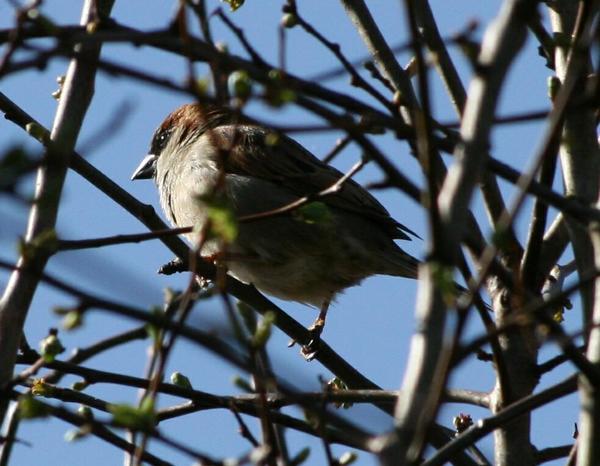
[0,0,115,429]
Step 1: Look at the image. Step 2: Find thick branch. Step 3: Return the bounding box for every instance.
[435,2,540,466]
[0,0,115,428]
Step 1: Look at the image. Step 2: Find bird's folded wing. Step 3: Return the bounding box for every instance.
[214,124,416,241]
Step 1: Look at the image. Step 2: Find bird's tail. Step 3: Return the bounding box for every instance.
[381,248,420,279]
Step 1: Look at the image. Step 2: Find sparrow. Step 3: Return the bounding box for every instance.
[131,103,418,354]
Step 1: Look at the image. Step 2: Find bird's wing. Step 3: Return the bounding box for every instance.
[212,124,416,240]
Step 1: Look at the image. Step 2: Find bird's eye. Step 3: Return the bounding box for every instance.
[150,128,172,155]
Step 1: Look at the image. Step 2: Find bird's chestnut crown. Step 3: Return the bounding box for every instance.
[150,104,233,156]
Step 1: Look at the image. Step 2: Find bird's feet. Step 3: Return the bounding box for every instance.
[290,300,331,361]
[300,317,325,361]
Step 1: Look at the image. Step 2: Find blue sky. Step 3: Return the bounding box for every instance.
[0,1,579,465]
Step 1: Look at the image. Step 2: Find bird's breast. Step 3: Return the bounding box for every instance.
[157,162,218,227]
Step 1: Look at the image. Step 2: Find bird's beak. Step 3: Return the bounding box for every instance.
[131,154,158,180]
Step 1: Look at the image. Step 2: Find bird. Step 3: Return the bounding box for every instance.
[131,103,419,356]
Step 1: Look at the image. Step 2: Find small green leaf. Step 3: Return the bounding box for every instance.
[18,394,49,419]
[62,310,83,330]
[170,371,193,390]
[109,400,156,432]
[140,396,155,415]
[25,122,50,145]
[227,70,252,101]
[31,379,55,397]
[294,202,332,225]
[71,379,90,391]
[281,13,298,28]
[252,312,276,348]
[39,332,65,362]
[77,405,93,420]
[203,196,238,243]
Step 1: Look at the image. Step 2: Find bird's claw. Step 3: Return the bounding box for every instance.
[301,338,320,361]
[300,322,324,361]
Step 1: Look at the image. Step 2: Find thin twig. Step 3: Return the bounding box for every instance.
[288,3,394,111]
[56,227,193,250]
